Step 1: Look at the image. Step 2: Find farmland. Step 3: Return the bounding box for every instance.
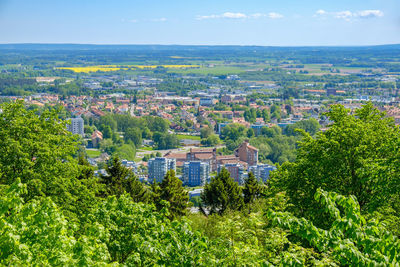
[56,64,200,73]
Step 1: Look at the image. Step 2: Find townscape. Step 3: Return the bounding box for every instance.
[2,10,400,264]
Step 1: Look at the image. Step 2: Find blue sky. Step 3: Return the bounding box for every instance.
[0,0,399,45]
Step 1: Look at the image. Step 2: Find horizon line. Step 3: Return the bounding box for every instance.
[0,42,400,48]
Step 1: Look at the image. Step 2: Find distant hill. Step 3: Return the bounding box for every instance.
[0,43,399,51]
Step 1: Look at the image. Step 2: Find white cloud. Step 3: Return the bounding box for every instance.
[197,12,247,20]
[356,10,384,18]
[334,10,353,20]
[314,9,384,21]
[197,12,281,20]
[268,12,284,19]
[222,12,247,19]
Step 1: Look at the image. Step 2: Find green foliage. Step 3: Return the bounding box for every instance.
[85,194,209,265]
[220,123,247,142]
[284,118,320,136]
[201,168,244,215]
[250,135,297,164]
[155,170,189,219]
[100,156,148,203]
[114,143,136,161]
[0,179,110,266]
[200,126,213,139]
[0,101,97,220]
[244,108,257,123]
[124,127,142,147]
[243,172,263,208]
[153,132,180,150]
[268,188,400,266]
[201,134,220,147]
[270,103,400,224]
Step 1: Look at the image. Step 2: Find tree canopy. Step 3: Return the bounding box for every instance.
[269,102,400,226]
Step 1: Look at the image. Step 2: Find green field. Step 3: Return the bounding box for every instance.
[86,149,101,158]
[176,134,201,140]
[169,65,244,75]
[138,146,155,151]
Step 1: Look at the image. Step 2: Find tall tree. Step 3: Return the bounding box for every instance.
[124,127,142,147]
[269,103,400,226]
[156,170,188,219]
[201,168,244,215]
[243,172,262,206]
[100,156,148,202]
[0,101,96,220]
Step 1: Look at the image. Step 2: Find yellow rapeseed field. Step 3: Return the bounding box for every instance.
[56,65,200,73]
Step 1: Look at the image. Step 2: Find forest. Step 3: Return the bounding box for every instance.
[1,101,400,266]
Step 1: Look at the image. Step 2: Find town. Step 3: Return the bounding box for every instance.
[1,45,400,199]
[2,0,400,263]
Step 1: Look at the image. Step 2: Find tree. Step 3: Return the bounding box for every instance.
[243,172,262,206]
[200,126,213,139]
[153,132,180,150]
[102,125,113,139]
[284,118,320,136]
[267,189,400,266]
[124,127,142,147]
[246,128,255,138]
[156,170,188,219]
[84,194,210,265]
[98,114,117,131]
[201,134,220,147]
[261,125,282,138]
[201,168,244,215]
[0,179,110,266]
[100,156,146,201]
[77,153,95,180]
[126,176,150,203]
[269,103,400,226]
[0,102,96,220]
[244,108,257,123]
[262,108,270,123]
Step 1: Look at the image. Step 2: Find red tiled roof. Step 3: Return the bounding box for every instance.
[194,154,213,160]
[164,152,187,160]
[190,148,214,153]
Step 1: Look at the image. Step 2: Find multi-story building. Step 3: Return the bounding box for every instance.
[235,140,258,166]
[186,148,217,171]
[199,98,214,106]
[148,157,176,183]
[183,161,210,187]
[218,163,246,184]
[248,164,277,183]
[67,117,84,137]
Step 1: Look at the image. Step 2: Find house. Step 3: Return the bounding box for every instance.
[235,140,258,166]
[91,130,103,148]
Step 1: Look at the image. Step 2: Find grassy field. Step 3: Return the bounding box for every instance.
[86,149,101,158]
[176,134,201,140]
[138,146,155,151]
[169,65,244,75]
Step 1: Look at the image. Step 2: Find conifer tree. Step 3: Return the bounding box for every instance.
[157,170,188,219]
[100,156,148,202]
[201,167,244,215]
[243,172,261,205]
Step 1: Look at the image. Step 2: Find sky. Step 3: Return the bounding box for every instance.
[0,0,399,46]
